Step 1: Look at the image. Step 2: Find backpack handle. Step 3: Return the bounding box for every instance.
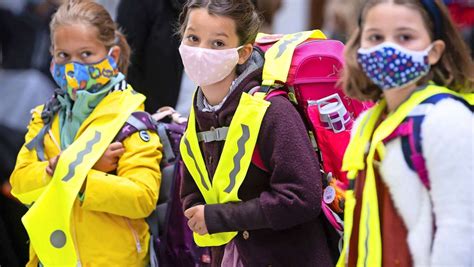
[152,106,187,124]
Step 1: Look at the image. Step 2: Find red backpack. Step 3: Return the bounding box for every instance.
[253,30,372,261]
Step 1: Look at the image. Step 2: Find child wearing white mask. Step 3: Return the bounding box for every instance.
[177,0,333,266]
[339,0,473,266]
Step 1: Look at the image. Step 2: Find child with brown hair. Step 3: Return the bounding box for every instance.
[177,0,333,266]
[9,0,162,266]
[339,0,473,266]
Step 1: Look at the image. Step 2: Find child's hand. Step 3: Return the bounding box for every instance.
[93,142,125,173]
[184,205,208,235]
[46,155,60,176]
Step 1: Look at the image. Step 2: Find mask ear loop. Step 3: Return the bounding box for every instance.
[108,35,121,56]
[236,45,249,67]
[425,43,435,54]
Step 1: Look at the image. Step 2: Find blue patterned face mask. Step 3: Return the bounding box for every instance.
[357,42,433,90]
[50,54,119,100]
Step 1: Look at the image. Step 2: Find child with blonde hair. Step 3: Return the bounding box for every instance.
[10,1,162,266]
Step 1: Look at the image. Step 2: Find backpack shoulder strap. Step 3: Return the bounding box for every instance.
[156,123,177,163]
[250,88,288,172]
[25,88,65,161]
[396,93,472,189]
[115,111,185,164]
[114,111,157,142]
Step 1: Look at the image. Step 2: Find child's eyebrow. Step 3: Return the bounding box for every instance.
[52,47,67,53]
[77,46,94,51]
[53,46,94,52]
[364,28,380,33]
[394,27,417,32]
[214,32,229,38]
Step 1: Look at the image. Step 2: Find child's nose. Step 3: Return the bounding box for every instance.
[198,44,212,49]
[70,56,84,64]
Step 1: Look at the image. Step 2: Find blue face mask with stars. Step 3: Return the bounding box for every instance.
[357,42,433,90]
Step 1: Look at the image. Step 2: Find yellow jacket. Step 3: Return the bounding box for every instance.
[10,90,162,267]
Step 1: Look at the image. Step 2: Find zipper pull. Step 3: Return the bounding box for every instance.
[136,240,142,253]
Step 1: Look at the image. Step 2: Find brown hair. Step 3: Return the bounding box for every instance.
[50,0,131,75]
[178,0,262,45]
[342,0,474,102]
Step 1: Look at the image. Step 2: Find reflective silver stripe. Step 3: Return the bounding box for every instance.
[62,131,101,182]
[126,114,148,131]
[224,124,250,193]
[197,127,229,143]
[183,138,209,190]
[275,32,303,59]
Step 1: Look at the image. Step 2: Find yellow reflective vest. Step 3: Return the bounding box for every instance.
[337,84,473,266]
[180,92,270,247]
[10,86,162,267]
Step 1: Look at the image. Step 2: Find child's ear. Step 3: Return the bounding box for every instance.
[428,40,445,65]
[109,45,121,63]
[238,44,254,65]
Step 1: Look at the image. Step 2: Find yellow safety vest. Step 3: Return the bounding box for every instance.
[19,86,145,266]
[180,92,270,247]
[337,84,473,267]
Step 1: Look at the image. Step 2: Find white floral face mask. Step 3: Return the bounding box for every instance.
[179,43,243,87]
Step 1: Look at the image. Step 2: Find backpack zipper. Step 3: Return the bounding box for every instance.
[294,77,339,84]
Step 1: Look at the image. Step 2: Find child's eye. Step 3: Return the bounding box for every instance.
[398,34,412,42]
[186,35,199,43]
[212,40,226,48]
[81,51,92,58]
[368,34,383,42]
[57,52,68,59]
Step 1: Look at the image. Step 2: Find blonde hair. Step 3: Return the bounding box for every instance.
[50,0,131,75]
[342,0,474,102]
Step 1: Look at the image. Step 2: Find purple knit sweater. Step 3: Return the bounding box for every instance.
[180,51,332,267]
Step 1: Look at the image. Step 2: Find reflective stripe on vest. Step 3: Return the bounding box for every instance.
[180,92,271,247]
[20,86,145,266]
[337,84,472,267]
[258,30,326,87]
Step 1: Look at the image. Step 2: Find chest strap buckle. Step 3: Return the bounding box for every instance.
[197,127,229,143]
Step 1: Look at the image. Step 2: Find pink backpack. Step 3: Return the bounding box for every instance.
[253,30,371,260]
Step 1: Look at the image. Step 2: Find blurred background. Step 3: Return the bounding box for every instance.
[0,0,472,265]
